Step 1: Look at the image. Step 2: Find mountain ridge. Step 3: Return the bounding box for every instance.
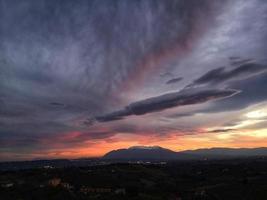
[103,146,267,160]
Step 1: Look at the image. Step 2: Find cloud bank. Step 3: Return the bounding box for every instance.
[1,0,267,161]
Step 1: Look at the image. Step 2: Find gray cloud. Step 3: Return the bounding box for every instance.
[207,129,235,133]
[90,88,239,123]
[166,77,183,84]
[50,102,65,107]
[229,58,254,66]
[244,120,267,130]
[1,0,267,161]
[1,0,227,160]
[187,62,267,87]
[160,72,173,78]
[0,0,225,120]
[201,72,267,113]
[168,111,196,119]
[167,71,267,117]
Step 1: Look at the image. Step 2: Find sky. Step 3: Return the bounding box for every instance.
[0,0,267,161]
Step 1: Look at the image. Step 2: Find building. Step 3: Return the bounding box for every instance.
[48,178,61,187]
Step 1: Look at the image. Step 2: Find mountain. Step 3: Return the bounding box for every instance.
[103,146,181,160]
[102,146,267,160]
[181,147,267,158]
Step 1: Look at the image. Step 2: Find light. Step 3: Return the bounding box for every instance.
[246,110,267,119]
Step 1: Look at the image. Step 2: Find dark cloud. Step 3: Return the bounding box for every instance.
[230,58,254,66]
[188,62,267,87]
[50,102,65,107]
[201,72,267,113]
[166,77,183,84]
[95,109,132,123]
[90,88,239,123]
[3,0,227,158]
[1,0,267,161]
[207,129,235,133]
[0,0,226,121]
[168,112,196,119]
[168,71,267,116]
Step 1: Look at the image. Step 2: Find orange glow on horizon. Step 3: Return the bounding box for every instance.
[2,129,266,162]
[37,130,267,160]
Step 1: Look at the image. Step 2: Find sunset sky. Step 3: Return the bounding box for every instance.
[1,0,267,161]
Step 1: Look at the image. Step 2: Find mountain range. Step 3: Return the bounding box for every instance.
[103,146,267,160]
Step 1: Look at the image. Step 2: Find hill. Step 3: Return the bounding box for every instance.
[103,146,267,160]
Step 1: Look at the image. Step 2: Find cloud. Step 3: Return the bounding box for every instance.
[166,65,267,117]
[168,112,196,119]
[160,72,173,78]
[187,62,267,87]
[2,0,228,160]
[50,102,65,107]
[116,0,227,92]
[166,77,183,84]
[89,88,239,124]
[244,120,267,130]
[207,128,235,133]
[229,56,241,60]
[200,72,267,113]
[1,0,267,161]
[166,72,267,120]
[229,58,254,66]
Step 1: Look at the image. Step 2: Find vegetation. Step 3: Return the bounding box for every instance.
[1,158,267,200]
